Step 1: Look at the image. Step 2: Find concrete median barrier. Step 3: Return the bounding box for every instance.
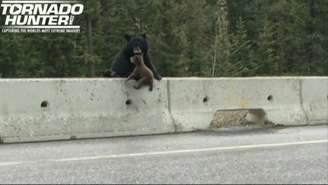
[0,78,174,143]
[168,77,310,131]
[300,77,328,125]
[0,77,327,143]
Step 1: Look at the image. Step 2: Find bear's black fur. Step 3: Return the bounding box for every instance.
[105,34,162,81]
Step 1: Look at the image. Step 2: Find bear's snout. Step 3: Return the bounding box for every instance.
[133,47,142,55]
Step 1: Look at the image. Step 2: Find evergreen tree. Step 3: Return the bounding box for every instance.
[228,18,254,76]
[256,17,280,75]
[0,0,327,78]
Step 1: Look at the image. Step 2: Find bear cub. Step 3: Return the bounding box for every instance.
[107,34,162,81]
[126,47,154,91]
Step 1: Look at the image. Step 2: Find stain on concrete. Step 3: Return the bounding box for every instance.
[210,109,275,129]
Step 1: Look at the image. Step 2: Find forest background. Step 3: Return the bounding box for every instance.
[0,0,327,78]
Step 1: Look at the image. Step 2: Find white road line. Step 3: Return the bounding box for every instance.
[0,139,328,167]
[0,161,32,167]
[1,139,327,166]
[52,139,328,162]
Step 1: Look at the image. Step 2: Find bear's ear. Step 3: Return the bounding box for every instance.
[124,34,131,41]
[141,33,146,39]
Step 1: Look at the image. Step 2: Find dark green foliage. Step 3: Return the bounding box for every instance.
[0,0,327,78]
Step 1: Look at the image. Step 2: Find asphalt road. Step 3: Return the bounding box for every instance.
[0,125,327,184]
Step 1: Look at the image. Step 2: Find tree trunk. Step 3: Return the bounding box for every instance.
[307,0,315,74]
[212,0,229,77]
[212,23,218,77]
[87,16,95,77]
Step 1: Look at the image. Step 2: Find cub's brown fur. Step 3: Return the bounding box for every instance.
[127,54,154,91]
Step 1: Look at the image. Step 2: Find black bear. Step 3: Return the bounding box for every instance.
[105,34,162,81]
[127,48,154,91]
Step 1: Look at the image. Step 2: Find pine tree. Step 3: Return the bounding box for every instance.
[212,0,231,77]
[228,18,254,76]
[256,17,280,75]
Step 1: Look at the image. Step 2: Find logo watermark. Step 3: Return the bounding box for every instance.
[0,0,84,33]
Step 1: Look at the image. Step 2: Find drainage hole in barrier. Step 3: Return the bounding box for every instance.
[203,96,209,103]
[41,100,49,108]
[267,95,273,102]
[125,99,132,106]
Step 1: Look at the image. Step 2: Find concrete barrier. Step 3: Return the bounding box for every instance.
[0,77,327,143]
[301,77,328,125]
[168,77,310,131]
[0,79,174,143]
